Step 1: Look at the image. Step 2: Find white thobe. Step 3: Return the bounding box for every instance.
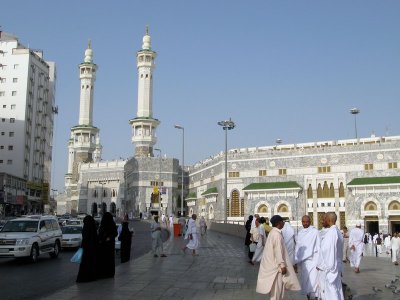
[185,219,199,250]
[391,237,400,263]
[317,225,344,300]
[282,222,296,265]
[252,226,266,263]
[349,227,364,268]
[384,236,391,251]
[295,226,320,297]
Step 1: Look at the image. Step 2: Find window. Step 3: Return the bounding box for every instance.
[10,118,15,123]
[389,162,398,169]
[364,163,373,171]
[2,105,6,108]
[0,78,5,83]
[259,170,267,176]
[8,145,13,150]
[339,182,345,197]
[1,118,5,122]
[11,91,17,96]
[318,166,331,173]
[10,104,16,110]
[14,64,19,69]
[0,146,3,149]
[13,78,18,83]
[0,160,2,163]
[0,91,5,96]
[228,171,240,178]
[7,160,12,165]
[307,184,313,199]
[279,169,287,175]
[9,132,14,137]
[1,132,4,136]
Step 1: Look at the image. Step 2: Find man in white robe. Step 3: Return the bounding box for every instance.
[391,233,400,265]
[251,217,266,264]
[282,221,296,265]
[316,212,344,300]
[295,215,320,299]
[384,234,391,254]
[182,214,200,256]
[349,221,364,273]
[256,215,300,300]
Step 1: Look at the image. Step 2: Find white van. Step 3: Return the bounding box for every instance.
[0,215,62,262]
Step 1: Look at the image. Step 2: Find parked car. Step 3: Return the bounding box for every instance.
[0,215,62,262]
[61,225,83,249]
[65,219,83,226]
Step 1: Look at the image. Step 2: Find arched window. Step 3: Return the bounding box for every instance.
[258,204,268,213]
[317,183,323,198]
[365,201,377,211]
[91,203,98,216]
[93,190,97,198]
[278,204,288,213]
[389,201,400,210]
[112,189,116,197]
[329,183,335,198]
[339,182,345,197]
[103,189,107,197]
[307,184,313,199]
[230,190,240,217]
[110,203,116,215]
[101,202,107,214]
[322,181,329,198]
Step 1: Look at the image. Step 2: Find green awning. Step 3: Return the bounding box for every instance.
[348,176,400,186]
[187,192,197,198]
[243,181,302,191]
[201,187,218,196]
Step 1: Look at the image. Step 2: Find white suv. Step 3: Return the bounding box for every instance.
[0,215,62,262]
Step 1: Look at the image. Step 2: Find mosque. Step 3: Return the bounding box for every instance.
[57,28,400,234]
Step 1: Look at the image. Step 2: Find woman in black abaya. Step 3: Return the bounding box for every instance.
[76,215,98,283]
[119,221,133,263]
[98,212,118,278]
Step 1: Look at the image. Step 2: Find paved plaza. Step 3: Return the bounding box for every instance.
[44,228,400,300]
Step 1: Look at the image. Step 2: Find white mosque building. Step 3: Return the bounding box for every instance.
[58,28,400,235]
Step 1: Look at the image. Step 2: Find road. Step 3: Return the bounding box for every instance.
[0,219,151,300]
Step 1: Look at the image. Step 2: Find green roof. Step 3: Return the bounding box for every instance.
[201,187,218,196]
[348,176,400,186]
[243,181,302,191]
[187,192,197,198]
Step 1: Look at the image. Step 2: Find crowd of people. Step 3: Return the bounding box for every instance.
[76,212,132,283]
[361,231,400,265]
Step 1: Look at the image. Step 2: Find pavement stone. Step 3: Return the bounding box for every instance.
[43,229,400,300]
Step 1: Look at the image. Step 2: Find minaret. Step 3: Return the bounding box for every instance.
[65,41,102,188]
[129,27,160,157]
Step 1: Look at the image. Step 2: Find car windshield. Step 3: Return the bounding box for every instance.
[62,226,82,234]
[1,220,38,232]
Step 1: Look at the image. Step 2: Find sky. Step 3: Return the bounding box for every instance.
[2,1,400,193]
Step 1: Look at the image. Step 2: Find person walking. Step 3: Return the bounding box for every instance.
[282,220,296,265]
[342,226,349,263]
[251,217,266,265]
[119,221,133,263]
[294,215,320,300]
[98,212,118,279]
[151,216,167,258]
[316,212,344,300]
[199,216,207,237]
[384,233,391,255]
[391,232,400,265]
[245,215,253,259]
[76,215,98,283]
[349,221,364,273]
[256,215,300,300]
[183,214,200,256]
[178,215,186,237]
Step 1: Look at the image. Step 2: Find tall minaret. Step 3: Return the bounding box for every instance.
[65,41,102,188]
[129,27,160,157]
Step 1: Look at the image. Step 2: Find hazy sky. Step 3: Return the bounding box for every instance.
[2,1,399,193]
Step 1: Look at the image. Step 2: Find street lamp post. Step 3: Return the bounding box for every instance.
[218,118,236,223]
[174,125,184,217]
[154,148,162,213]
[350,107,360,139]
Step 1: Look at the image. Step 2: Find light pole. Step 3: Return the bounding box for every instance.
[350,107,360,139]
[154,148,162,213]
[218,118,236,223]
[174,125,184,217]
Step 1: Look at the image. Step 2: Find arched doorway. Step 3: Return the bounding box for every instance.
[91,203,98,216]
[364,201,379,234]
[110,202,116,216]
[389,200,400,233]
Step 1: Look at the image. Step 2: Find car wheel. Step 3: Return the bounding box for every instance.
[30,244,39,263]
[50,241,60,258]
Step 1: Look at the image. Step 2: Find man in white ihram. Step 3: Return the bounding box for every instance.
[182,214,200,256]
[349,221,364,273]
[282,220,296,265]
[316,212,344,300]
[295,215,321,300]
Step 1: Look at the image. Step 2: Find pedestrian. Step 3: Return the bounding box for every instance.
[391,232,400,265]
[256,215,300,300]
[316,212,344,300]
[376,235,382,254]
[169,214,174,230]
[384,234,391,254]
[98,212,118,279]
[282,220,296,265]
[139,212,142,220]
[76,215,98,283]
[151,216,167,258]
[182,214,200,256]
[178,215,186,236]
[294,215,320,299]
[119,221,133,263]
[349,221,364,273]
[251,217,266,265]
[161,213,167,228]
[245,215,253,259]
[199,216,207,237]
[342,226,349,263]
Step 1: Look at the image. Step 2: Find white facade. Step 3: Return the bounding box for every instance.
[0,32,56,213]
